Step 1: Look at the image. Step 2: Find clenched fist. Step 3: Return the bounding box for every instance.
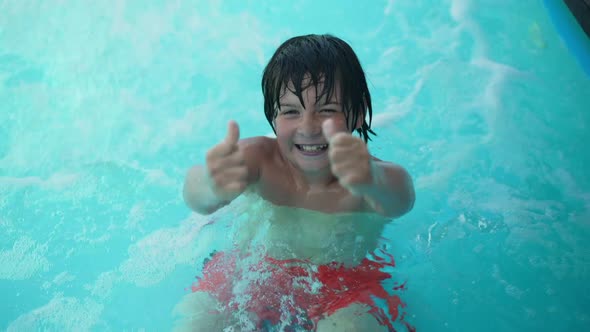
[205,121,249,202]
[322,119,373,194]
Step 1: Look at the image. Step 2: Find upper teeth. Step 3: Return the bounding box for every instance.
[299,144,327,152]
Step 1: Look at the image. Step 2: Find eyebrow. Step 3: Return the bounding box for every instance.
[278,101,341,108]
[278,103,300,109]
[320,102,341,107]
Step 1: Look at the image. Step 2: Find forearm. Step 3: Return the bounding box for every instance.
[358,162,415,218]
[182,165,230,215]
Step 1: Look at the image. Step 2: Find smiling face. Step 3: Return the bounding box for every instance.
[274,77,351,177]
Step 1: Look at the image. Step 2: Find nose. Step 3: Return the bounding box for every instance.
[298,112,322,136]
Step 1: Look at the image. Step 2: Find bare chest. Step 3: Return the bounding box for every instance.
[254,169,366,214]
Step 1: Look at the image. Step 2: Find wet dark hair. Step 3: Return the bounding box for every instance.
[261,34,376,142]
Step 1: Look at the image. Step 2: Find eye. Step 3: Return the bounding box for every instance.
[280,109,299,116]
[320,108,338,113]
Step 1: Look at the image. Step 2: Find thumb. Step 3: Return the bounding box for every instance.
[322,119,341,142]
[224,120,240,145]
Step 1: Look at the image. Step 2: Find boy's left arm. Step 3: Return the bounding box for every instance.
[357,159,415,218]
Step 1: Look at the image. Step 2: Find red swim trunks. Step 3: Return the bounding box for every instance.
[191,250,414,331]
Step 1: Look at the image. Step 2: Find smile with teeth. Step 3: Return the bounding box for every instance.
[295,144,328,153]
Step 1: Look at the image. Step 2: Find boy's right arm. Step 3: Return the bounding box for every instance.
[183,165,228,214]
[183,121,262,214]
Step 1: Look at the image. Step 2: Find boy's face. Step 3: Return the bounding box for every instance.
[274,77,352,176]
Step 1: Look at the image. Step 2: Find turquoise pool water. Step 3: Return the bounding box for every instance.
[1,0,589,331]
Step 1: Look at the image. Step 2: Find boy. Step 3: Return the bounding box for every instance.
[181,34,415,331]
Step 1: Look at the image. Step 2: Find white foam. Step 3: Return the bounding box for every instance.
[126,202,146,231]
[41,271,76,289]
[492,264,524,300]
[0,172,79,190]
[0,176,41,187]
[52,271,76,285]
[427,222,438,248]
[73,229,111,245]
[372,70,429,128]
[144,169,177,187]
[118,214,213,287]
[447,0,528,146]
[381,46,400,58]
[415,141,477,189]
[471,57,522,118]
[147,102,225,154]
[0,236,51,280]
[384,0,394,16]
[85,271,119,300]
[6,294,103,332]
[450,0,470,21]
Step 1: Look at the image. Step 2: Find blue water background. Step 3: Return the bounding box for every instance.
[1,0,589,331]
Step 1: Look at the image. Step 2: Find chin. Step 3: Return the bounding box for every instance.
[293,157,330,174]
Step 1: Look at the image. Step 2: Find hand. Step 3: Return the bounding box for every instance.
[205,121,248,201]
[322,119,373,194]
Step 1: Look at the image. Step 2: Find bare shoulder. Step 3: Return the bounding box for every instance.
[371,155,405,172]
[237,136,278,183]
[369,154,415,215]
[238,136,276,156]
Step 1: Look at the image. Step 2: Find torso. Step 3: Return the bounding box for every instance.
[233,137,388,266]
[233,193,388,267]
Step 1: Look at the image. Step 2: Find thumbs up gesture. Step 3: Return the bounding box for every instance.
[322,119,373,193]
[205,121,249,201]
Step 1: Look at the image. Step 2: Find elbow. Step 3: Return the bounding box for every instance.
[383,195,414,219]
[182,166,213,215]
[405,179,416,214]
[384,168,416,219]
[399,170,416,216]
[182,178,202,214]
[182,168,197,210]
[182,166,228,215]
[183,187,219,215]
[182,182,201,213]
